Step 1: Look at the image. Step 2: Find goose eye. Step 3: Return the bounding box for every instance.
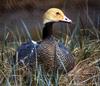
[56,12,60,15]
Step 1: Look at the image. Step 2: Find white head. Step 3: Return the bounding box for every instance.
[43,8,72,24]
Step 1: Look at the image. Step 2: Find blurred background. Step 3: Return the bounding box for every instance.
[0,0,100,42]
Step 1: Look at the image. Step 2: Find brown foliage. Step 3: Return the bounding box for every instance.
[74,0,100,6]
[0,0,100,11]
[0,0,64,11]
[0,0,35,11]
[68,58,100,85]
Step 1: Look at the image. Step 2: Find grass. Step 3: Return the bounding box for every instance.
[0,15,100,86]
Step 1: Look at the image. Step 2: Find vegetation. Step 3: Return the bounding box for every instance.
[0,14,100,86]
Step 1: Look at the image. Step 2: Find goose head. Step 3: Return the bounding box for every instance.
[43,8,72,24]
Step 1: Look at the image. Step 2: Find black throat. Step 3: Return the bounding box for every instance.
[42,22,53,39]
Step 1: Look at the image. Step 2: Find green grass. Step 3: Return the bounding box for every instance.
[0,16,100,86]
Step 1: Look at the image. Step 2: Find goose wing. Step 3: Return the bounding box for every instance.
[15,40,38,66]
[57,42,75,72]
